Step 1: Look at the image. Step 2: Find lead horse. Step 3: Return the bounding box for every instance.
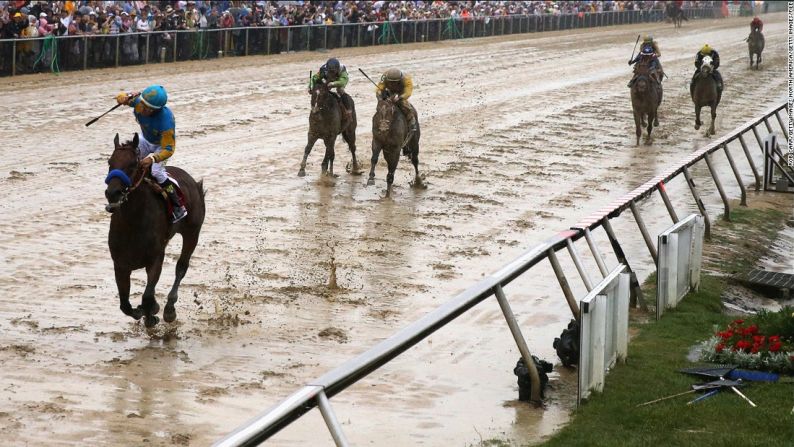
[105,134,205,327]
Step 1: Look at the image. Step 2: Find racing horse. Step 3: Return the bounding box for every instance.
[630,63,661,145]
[105,134,205,327]
[747,27,765,69]
[666,3,686,28]
[298,80,360,178]
[367,92,422,197]
[691,56,721,136]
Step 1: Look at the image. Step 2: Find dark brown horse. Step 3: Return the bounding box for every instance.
[105,134,205,327]
[666,3,686,28]
[691,56,720,136]
[367,95,422,197]
[747,29,764,69]
[630,64,661,145]
[298,81,360,178]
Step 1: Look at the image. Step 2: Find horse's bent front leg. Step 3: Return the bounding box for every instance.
[367,141,382,186]
[141,256,165,328]
[694,105,702,130]
[299,134,318,177]
[115,264,142,320]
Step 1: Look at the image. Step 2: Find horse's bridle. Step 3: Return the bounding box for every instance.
[105,146,146,212]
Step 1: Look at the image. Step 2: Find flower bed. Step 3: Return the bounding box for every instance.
[698,309,794,374]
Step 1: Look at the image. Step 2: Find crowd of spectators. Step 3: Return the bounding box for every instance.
[1,1,730,75]
[1,1,720,39]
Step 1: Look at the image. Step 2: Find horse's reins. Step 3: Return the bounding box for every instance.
[105,146,148,211]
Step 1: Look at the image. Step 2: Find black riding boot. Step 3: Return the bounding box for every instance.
[160,180,188,223]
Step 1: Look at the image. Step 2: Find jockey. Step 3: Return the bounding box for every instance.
[691,44,723,99]
[309,57,352,117]
[750,16,763,33]
[115,85,187,223]
[375,67,417,132]
[628,41,661,87]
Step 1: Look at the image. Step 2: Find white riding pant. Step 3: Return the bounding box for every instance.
[136,132,168,184]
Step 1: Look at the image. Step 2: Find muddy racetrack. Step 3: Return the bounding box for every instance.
[0,13,789,446]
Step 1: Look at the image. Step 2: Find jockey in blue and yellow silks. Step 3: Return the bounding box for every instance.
[115,85,187,223]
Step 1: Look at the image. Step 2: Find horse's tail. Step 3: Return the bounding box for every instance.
[197,179,207,201]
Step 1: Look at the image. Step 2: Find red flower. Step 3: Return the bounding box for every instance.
[770,342,782,352]
[716,343,725,353]
[733,319,745,325]
[753,335,765,344]
[769,335,781,343]
[735,340,752,352]
[751,345,760,354]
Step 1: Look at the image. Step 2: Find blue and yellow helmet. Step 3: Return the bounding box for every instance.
[140,85,167,109]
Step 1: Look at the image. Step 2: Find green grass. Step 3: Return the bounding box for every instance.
[539,204,794,447]
[542,275,794,447]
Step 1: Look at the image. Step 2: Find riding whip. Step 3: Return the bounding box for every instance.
[85,103,123,127]
[628,34,640,64]
[358,68,379,87]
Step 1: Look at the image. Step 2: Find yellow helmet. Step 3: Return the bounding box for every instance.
[700,44,712,55]
[643,35,653,43]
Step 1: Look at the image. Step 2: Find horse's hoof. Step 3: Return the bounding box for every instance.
[144,315,159,328]
[163,306,176,323]
[694,123,701,130]
[366,179,375,186]
[298,170,306,177]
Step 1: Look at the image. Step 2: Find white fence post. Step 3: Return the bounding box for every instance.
[578,265,630,405]
[656,214,705,320]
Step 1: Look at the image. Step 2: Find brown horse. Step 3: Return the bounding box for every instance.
[691,56,720,136]
[630,64,661,145]
[298,81,360,178]
[747,29,764,69]
[104,134,205,327]
[367,95,422,197]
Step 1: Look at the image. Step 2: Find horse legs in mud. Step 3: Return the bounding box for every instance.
[708,104,716,136]
[633,111,642,146]
[115,264,143,320]
[409,141,423,188]
[367,141,382,186]
[164,231,198,323]
[141,256,164,328]
[645,112,655,143]
[694,104,702,130]
[298,134,319,177]
[384,149,400,198]
[321,136,337,177]
[342,127,362,175]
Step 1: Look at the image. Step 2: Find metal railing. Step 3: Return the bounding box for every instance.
[0,7,719,77]
[215,102,790,446]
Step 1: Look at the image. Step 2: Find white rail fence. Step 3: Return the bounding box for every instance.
[578,265,630,404]
[656,214,706,320]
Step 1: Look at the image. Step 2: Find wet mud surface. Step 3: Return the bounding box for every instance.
[0,13,790,446]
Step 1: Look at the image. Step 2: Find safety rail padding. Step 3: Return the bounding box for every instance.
[578,265,630,404]
[656,214,705,320]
